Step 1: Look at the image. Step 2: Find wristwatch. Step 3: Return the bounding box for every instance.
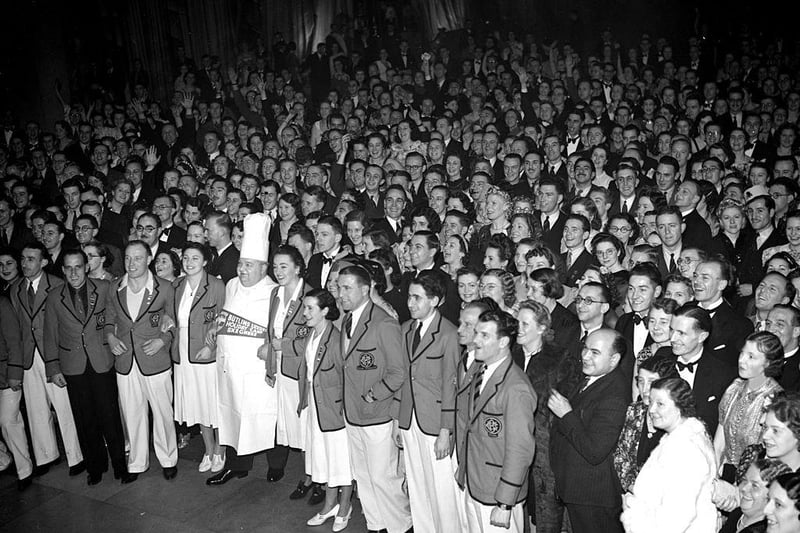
[496,503,513,511]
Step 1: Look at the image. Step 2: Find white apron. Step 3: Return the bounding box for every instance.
[216,276,278,455]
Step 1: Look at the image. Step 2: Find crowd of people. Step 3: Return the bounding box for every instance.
[4,11,800,533]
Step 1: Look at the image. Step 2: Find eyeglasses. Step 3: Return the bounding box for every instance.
[771,192,791,199]
[609,226,631,234]
[574,296,607,306]
[74,225,95,233]
[676,257,699,265]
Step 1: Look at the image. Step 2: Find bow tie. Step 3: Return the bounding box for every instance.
[603,82,612,88]
[676,360,698,373]
[568,137,579,144]
[632,314,644,325]
[322,256,334,265]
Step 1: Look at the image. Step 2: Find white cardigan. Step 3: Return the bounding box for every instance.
[621,417,719,533]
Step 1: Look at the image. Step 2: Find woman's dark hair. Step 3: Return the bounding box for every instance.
[770,473,800,516]
[368,248,402,287]
[279,192,302,218]
[526,242,566,280]
[485,233,515,266]
[155,250,181,279]
[744,331,785,379]
[273,244,307,278]
[638,186,668,212]
[306,288,340,321]
[592,232,626,262]
[529,267,565,300]
[84,240,113,269]
[608,212,640,242]
[650,377,697,419]
[182,242,212,263]
[639,355,679,378]
[650,296,680,315]
[445,234,469,269]
[768,251,799,272]
[767,392,800,449]
[751,457,792,485]
[509,212,543,242]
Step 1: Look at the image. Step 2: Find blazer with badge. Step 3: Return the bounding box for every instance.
[0,296,22,388]
[341,302,406,427]
[561,248,595,287]
[170,272,225,365]
[395,312,460,436]
[104,274,175,376]
[265,282,312,379]
[43,278,114,377]
[549,367,628,508]
[7,274,64,382]
[454,356,537,506]
[298,324,346,432]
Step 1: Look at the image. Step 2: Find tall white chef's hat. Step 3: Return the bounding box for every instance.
[240,213,270,262]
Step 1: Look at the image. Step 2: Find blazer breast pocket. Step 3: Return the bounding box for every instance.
[95,310,106,330]
[356,348,378,370]
[148,311,161,328]
[481,412,504,438]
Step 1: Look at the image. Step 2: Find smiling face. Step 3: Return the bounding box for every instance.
[648,387,682,433]
[762,411,800,461]
[765,480,800,533]
[739,464,771,519]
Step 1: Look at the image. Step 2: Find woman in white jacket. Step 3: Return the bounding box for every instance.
[621,377,719,533]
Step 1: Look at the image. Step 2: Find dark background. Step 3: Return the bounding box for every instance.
[0,0,795,127]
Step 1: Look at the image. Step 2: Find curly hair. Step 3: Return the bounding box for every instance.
[651,377,697,419]
[771,473,800,517]
[517,299,555,343]
[767,391,800,449]
[482,268,516,308]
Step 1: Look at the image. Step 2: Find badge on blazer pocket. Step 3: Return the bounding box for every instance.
[203,309,215,324]
[95,311,106,330]
[149,312,161,328]
[483,415,503,438]
[357,351,378,370]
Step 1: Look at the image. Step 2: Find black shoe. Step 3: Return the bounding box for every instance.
[162,466,178,480]
[206,469,248,486]
[266,468,284,482]
[307,483,325,505]
[289,480,312,499]
[87,472,102,485]
[120,472,138,484]
[17,476,32,492]
[69,461,86,477]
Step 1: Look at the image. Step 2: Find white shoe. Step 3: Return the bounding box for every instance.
[211,453,225,473]
[332,506,352,532]
[307,504,339,526]
[198,455,213,473]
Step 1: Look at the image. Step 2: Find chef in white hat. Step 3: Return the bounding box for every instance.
[207,213,282,485]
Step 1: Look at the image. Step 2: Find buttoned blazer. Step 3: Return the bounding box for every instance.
[266,282,312,378]
[454,357,537,506]
[549,367,628,507]
[341,302,406,426]
[396,312,460,436]
[298,324,346,432]
[43,278,114,376]
[104,275,175,376]
[561,249,595,287]
[7,274,63,381]
[170,273,225,364]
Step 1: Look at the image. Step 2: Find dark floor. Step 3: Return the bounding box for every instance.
[0,437,367,532]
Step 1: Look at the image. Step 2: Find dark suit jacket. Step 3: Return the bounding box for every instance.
[7,274,63,381]
[396,313,460,436]
[369,216,404,245]
[209,243,239,284]
[306,253,335,290]
[104,274,175,376]
[43,278,113,376]
[780,349,800,393]
[538,211,567,256]
[738,229,787,287]
[607,193,640,218]
[0,296,22,387]
[550,303,580,350]
[341,302,405,426]
[550,367,628,508]
[160,225,188,254]
[454,356,537,506]
[170,273,225,364]
[682,209,713,251]
[703,300,755,365]
[561,249,595,287]
[679,348,737,435]
[654,245,680,279]
[5,221,33,252]
[614,312,652,386]
[298,324,346,431]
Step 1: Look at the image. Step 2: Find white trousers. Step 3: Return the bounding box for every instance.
[0,387,33,478]
[117,365,177,473]
[401,416,461,533]
[22,352,82,467]
[346,421,412,533]
[457,488,525,533]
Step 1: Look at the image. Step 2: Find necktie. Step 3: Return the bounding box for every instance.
[412,322,422,353]
[0,228,8,247]
[75,288,85,318]
[579,375,591,393]
[621,200,629,213]
[472,363,486,405]
[677,360,697,373]
[542,217,551,233]
[669,253,676,272]
[343,313,353,339]
[550,165,556,175]
[27,282,35,309]
[567,251,574,269]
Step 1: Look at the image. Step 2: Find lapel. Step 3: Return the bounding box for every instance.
[59,283,81,324]
[470,357,512,424]
[118,276,160,323]
[343,303,373,360]
[312,324,334,377]
[282,282,306,336]
[16,280,32,318]
[408,313,442,362]
[190,273,210,312]
[32,274,52,316]
[692,351,715,398]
